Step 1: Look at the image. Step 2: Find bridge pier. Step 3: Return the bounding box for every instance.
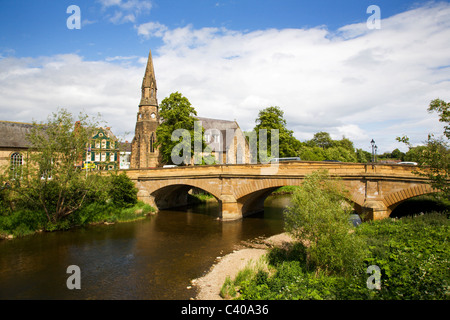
[361,200,390,221]
[219,194,243,221]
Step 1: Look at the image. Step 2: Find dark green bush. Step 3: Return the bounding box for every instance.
[107,172,138,208]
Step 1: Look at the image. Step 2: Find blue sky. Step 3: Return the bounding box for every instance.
[1,0,450,153]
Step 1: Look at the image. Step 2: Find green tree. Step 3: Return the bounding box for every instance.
[324,146,357,162]
[298,145,325,161]
[390,148,405,160]
[8,108,102,223]
[253,106,301,161]
[284,170,368,276]
[397,98,450,200]
[333,136,355,152]
[356,148,371,163]
[428,99,450,139]
[310,132,333,149]
[155,92,207,165]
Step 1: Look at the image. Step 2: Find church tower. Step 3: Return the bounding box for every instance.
[130,50,160,168]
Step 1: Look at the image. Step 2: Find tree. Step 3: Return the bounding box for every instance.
[310,132,333,149]
[253,106,301,161]
[428,99,449,139]
[155,92,207,165]
[390,148,405,160]
[356,148,371,163]
[8,108,102,223]
[397,98,450,200]
[284,170,368,276]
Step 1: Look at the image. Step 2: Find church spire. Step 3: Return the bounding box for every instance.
[140,50,158,106]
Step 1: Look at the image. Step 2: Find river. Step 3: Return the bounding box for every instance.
[0,195,291,300]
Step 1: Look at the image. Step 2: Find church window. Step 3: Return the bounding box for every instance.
[150,133,156,153]
[10,153,23,178]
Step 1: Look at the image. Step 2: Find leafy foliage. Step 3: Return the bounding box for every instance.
[228,212,449,300]
[155,92,207,165]
[5,109,102,223]
[284,170,368,276]
[253,106,301,161]
[397,98,450,200]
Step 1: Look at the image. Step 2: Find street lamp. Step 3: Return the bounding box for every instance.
[370,139,375,162]
[374,144,378,163]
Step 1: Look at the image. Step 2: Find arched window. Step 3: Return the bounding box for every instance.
[150,133,156,153]
[10,152,23,177]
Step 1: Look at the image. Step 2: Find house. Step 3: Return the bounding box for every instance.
[0,121,33,176]
[119,141,132,169]
[83,127,119,171]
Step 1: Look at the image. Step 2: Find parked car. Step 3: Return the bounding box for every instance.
[397,162,418,165]
[269,157,301,162]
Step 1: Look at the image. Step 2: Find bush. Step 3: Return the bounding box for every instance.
[233,211,449,300]
[284,170,368,276]
[107,172,138,208]
[357,212,449,299]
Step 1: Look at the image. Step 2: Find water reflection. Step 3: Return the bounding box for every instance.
[0,195,291,300]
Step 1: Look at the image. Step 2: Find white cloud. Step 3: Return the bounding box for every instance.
[136,21,168,38]
[140,3,450,152]
[0,54,144,140]
[98,0,152,24]
[1,3,449,153]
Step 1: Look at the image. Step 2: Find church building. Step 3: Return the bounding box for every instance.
[130,50,250,168]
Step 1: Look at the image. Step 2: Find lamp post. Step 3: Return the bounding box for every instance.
[371,139,375,162]
[374,144,378,163]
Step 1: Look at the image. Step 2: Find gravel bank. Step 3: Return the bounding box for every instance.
[192,233,295,300]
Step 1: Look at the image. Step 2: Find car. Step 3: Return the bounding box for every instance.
[162,165,178,168]
[269,157,301,162]
[397,162,418,165]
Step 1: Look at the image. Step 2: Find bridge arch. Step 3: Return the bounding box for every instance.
[383,184,437,215]
[136,179,222,211]
[234,179,365,218]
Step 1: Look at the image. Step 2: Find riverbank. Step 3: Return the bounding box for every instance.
[0,201,156,240]
[192,232,295,300]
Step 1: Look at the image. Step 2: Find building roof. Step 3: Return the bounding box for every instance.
[0,121,33,148]
[119,141,132,152]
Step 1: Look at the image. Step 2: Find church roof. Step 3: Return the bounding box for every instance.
[0,121,33,149]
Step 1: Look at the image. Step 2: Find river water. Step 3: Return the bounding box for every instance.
[0,195,291,300]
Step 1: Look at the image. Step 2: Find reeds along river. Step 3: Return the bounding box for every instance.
[0,195,290,300]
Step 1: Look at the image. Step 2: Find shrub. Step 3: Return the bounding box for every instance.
[108,172,138,208]
[284,170,368,276]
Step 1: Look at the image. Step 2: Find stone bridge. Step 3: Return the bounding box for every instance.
[124,161,436,221]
